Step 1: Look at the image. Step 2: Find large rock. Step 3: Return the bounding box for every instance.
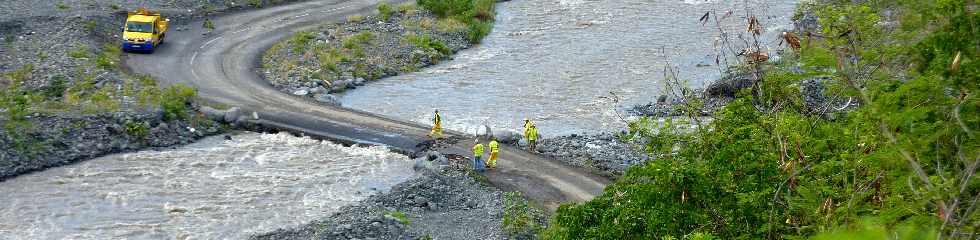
[199,106,225,121]
[492,129,522,144]
[223,107,241,123]
[706,68,761,98]
[315,94,340,105]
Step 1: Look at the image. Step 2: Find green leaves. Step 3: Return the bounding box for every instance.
[546,2,978,238]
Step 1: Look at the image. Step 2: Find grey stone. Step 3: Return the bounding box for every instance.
[223,107,241,123]
[315,94,340,106]
[292,88,310,96]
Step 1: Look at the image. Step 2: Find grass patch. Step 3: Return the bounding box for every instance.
[346,14,365,23]
[435,18,467,32]
[248,0,263,8]
[502,192,543,238]
[288,31,316,54]
[417,0,497,43]
[68,46,90,59]
[383,211,411,225]
[342,31,374,49]
[95,43,120,69]
[378,2,394,21]
[317,47,347,72]
[397,3,417,14]
[404,33,451,55]
[124,120,149,139]
[466,169,492,186]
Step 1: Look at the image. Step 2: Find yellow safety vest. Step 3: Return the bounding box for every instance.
[433,113,441,126]
[523,121,532,136]
[473,143,485,156]
[528,127,538,141]
[489,140,499,153]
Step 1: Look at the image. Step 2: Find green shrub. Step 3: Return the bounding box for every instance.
[502,192,542,238]
[397,3,417,14]
[68,46,90,59]
[404,34,451,55]
[248,0,263,8]
[378,2,395,21]
[42,75,67,100]
[416,0,496,43]
[289,31,316,54]
[84,20,97,32]
[416,0,471,18]
[160,85,197,121]
[383,211,411,225]
[545,1,979,239]
[467,20,492,44]
[342,31,373,49]
[317,47,345,72]
[125,121,149,139]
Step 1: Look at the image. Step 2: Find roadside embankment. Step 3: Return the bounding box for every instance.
[253,151,510,240]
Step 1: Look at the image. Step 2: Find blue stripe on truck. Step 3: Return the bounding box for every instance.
[122,42,154,51]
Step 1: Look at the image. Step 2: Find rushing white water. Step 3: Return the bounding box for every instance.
[341,0,798,136]
[0,132,415,239]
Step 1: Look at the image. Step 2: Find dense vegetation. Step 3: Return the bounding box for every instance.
[417,0,496,43]
[544,0,978,239]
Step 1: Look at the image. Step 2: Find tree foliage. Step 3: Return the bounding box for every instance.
[545,1,978,239]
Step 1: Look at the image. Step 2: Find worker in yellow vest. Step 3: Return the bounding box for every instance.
[522,118,533,138]
[527,124,539,152]
[472,139,486,172]
[429,110,443,139]
[487,138,499,169]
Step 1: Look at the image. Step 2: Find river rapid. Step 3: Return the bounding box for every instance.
[0,133,414,239]
[341,0,798,136]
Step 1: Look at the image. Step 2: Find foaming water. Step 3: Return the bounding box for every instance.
[341,0,797,136]
[0,132,415,239]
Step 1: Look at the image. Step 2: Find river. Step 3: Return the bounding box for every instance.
[341,0,798,136]
[0,133,414,239]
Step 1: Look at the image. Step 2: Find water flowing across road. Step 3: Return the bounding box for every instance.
[0,133,414,239]
[340,0,797,136]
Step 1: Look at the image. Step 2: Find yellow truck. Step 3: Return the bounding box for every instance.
[122,8,169,52]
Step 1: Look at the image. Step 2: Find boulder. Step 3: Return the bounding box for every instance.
[223,107,241,123]
[492,129,522,144]
[706,68,760,98]
[199,106,225,121]
[315,94,340,105]
[292,88,310,96]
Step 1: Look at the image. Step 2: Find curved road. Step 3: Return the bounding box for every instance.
[125,0,608,209]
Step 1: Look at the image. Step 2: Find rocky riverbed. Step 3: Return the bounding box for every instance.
[530,133,648,178]
[0,0,305,180]
[0,110,223,180]
[260,5,473,105]
[253,151,510,240]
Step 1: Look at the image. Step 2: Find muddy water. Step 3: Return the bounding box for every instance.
[341,0,797,136]
[0,133,414,239]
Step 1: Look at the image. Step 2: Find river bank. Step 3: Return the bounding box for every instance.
[0,0,328,181]
[253,151,512,239]
[260,2,484,104]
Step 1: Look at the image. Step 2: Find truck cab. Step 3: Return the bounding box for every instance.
[122,8,169,52]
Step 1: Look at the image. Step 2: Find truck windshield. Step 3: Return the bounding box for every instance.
[126,22,153,33]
